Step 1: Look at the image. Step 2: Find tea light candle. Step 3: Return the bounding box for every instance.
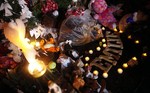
[117,68,123,74]
[135,40,139,44]
[102,72,108,78]
[123,63,128,68]
[102,38,106,43]
[142,53,147,57]
[132,57,137,61]
[85,56,90,61]
[93,70,99,76]
[103,44,107,47]
[89,50,93,54]
[96,47,101,51]
[101,27,105,30]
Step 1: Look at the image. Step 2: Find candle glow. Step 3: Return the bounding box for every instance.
[96,46,101,51]
[123,63,128,68]
[85,56,90,61]
[103,72,108,78]
[142,53,147,57]
[101,27,105,30]
[4,19,46,78]
[114,28,117,32]
[103,44,107,47]
[28,61,46,78]
[93,70,99,76]
[89,50,93,54]
[117,68,123,74]
[102,38,106,42]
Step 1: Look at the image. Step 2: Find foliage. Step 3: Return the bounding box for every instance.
[55,0,72,9]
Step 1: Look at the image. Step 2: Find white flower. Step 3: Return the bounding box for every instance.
[18,0,33,22]
[18,0,27,5]
[52,10,59,16]
[0,1,13,16]
[29,25,46,39]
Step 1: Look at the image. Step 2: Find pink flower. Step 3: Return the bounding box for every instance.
[92,0,108,13]
[41,0,58,14]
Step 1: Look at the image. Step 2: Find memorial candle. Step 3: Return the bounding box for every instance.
[4,19,46,78]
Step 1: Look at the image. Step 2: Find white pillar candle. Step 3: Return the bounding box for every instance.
[4,19,46,78]
[4,19,37,63]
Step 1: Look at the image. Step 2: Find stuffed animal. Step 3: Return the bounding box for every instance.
[91,0,123,30]
[119,10,149,31]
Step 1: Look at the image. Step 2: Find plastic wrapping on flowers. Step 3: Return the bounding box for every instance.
[58,10,103,46]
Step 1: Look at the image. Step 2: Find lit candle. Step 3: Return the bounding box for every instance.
[89,50,93,54]
[101,27,105,30]
[117,68,123,74]
[135,40,139,44]
[119,30,123,33]
[127,35,132,39]
[123,63,128,68]
[85,56,90,61]
[28,61,46,78]
[102,38,106,43]
[93,70,99,76]
[132,57,137,61]
[102,72,108,78]
[93,70,99,79]
[114,28,117,32]
[96,46,101,51]
[103,44,107,47]
[84,63,88,67]
[4,19,46,77]
[142,53,147,57]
